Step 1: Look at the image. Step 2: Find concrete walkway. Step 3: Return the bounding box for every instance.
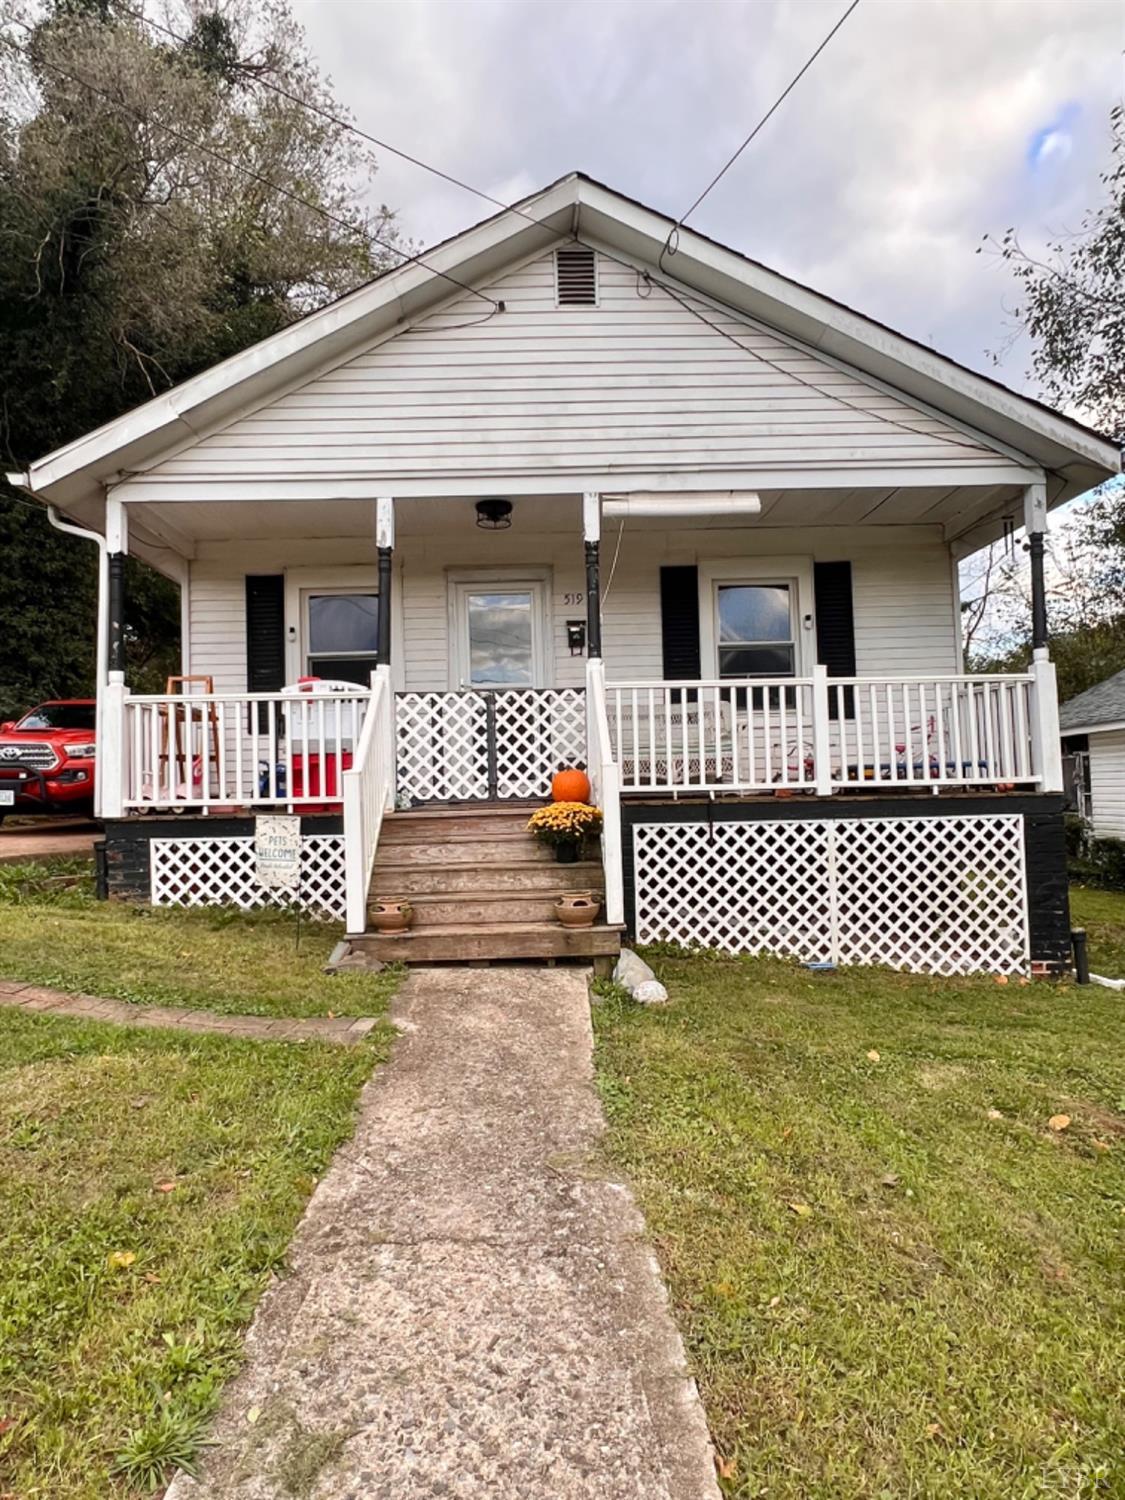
[168,967,720,1500]
[0,979,379,1044]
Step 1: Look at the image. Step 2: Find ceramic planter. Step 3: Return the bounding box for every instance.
[554,891,601,928]
[370,898,414,934]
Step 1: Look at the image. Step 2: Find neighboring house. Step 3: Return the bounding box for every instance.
[7,174,1118,975]
[1060,670,1125,837]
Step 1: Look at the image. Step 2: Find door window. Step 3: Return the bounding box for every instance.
[452,579,548,688]
[305,592,379,686]
[715,582,795,678]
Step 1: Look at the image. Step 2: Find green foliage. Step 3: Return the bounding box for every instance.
[111,1408,212,1489]
[1070,830,1125,892]
[0,0,401,718]
[970,612,1125,703]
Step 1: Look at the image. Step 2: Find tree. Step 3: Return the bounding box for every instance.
[0,0,401,717]
[968,106,1125,692]
[989,104,1125,442]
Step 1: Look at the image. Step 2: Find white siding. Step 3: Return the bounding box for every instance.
[150,250,1001,484]
[185,521,959,695]
[1087,730,1125,839]
[188,563,246,695]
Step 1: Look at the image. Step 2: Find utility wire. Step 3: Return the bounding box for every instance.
[0,22,503,313]
[114,1,561,239]
[661,0,860,267]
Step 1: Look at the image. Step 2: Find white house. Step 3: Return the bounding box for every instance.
[8,173,1117,975]
[1061,670,1125,838]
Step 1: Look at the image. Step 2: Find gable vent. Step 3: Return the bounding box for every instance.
[555,246,598,306]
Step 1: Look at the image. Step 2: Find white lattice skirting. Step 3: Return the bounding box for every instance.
[632,813,1029,975]
[150,835,346,920]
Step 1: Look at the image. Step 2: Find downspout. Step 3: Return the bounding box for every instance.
[45,505,109,815]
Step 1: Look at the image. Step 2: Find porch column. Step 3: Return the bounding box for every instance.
[1024,481,1063,792]
[583,491,602,658]
[1025,481,1049,656]
[101,492,128,818]
[106,493,128,677]
[376,496,394,669]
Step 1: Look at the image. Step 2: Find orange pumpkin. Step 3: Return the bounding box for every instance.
[551,767,590,804]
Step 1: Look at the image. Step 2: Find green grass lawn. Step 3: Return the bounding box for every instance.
[0,860,395,1018]
[594,939,1125,1497]
[0,860,397,1497]
[1070,885,1125,979]
[0,1011,390,1499]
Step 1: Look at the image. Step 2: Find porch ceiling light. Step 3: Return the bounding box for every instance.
[475,498,513,530]
[602,491,761,519]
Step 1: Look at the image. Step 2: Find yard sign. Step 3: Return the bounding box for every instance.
[254,815,301,890]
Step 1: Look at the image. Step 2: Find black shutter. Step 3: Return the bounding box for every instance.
[814,561,856,719]
[245,575,286,731]
[660,566,701,680]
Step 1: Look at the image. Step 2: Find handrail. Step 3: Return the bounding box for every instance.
[586,659,624,925]
[342,667,395,935]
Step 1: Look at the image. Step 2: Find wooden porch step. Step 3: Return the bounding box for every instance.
[370,887,604,928]
[372,834,554,866]
[371,859,603,896]
[349,920,622,966]
[379,808,536,842]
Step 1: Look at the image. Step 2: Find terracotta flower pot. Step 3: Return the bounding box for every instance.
[370,898,414,934]
[554,891,601,928]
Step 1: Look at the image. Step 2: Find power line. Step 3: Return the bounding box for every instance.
[0,22,503,314]
[114,1,559,239]
[662,0,860,266]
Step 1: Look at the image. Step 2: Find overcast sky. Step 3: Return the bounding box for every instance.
[292,0,1123,402]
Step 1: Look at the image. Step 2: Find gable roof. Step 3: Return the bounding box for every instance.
[8,171,1119,515]
[1060,668,1125,734]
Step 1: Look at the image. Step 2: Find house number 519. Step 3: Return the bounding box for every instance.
[563,592,585,605]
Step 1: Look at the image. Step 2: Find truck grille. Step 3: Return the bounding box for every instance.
[0,742,58,771]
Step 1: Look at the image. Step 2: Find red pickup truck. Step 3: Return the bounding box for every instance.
[0,699,97,820]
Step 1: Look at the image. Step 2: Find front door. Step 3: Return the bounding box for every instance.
[392,575,577,804]
[451,580,549,691]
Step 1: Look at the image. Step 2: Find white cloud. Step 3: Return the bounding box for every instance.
[292,0,1123,394]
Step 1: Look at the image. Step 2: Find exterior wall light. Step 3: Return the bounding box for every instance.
[475,498,513,530]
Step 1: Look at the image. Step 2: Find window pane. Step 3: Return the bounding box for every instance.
[717,584,791,643]
[468,591,533,686]
[718,644,794,678]
[19,703,96,730]
[308,594,378,654]
[307,655,378,687]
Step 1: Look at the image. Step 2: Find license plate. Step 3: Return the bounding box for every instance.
[0,791,15,806]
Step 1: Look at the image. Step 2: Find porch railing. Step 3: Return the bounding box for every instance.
[120,685,370,811]
[342,667,395,934]
[606,668,1043,796]
[585,660,624,925]
[826,674,1036,788]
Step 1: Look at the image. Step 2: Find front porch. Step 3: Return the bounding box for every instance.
[90,479,1067,971]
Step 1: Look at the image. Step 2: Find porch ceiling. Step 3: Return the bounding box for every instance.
[131,483,1024,551]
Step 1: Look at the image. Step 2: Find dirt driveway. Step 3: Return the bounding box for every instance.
[0,816,101,863]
